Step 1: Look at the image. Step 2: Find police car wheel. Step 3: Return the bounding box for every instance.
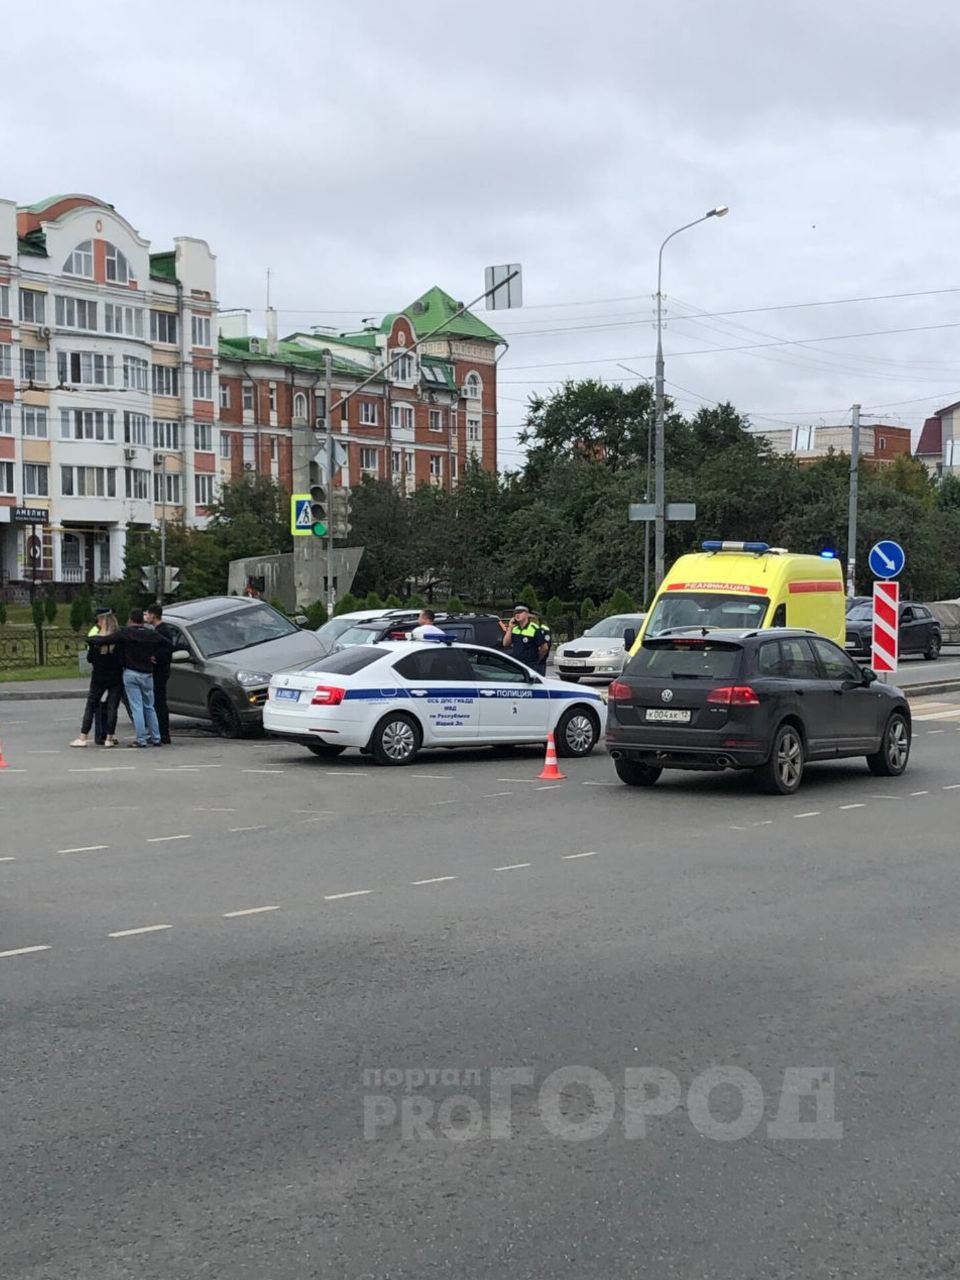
[555,707,600,757]
[370,713,421,766]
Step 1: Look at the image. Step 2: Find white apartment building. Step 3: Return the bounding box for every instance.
[0,194,218,592]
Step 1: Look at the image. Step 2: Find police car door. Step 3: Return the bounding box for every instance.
[392,647,479,743]
[464,647,549,741]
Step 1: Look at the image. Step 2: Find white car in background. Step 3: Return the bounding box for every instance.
[264,640,606,765]
[555,613,646,682]
[314,608,415,655]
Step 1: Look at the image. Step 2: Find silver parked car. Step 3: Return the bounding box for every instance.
[555,613,646,683]
[163,597,327,736]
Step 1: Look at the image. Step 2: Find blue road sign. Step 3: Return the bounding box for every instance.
[868,540,905,579]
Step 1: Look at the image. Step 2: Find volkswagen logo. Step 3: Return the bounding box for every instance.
[661,689,674,703]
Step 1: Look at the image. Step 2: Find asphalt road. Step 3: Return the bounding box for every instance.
[3,698,960,1278]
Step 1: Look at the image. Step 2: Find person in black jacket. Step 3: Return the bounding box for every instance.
[145,603,176,745]
[89,608,172,747]
[71,608,123,748]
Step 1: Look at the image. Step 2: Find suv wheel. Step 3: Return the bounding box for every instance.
[370,713,421,766]
[755,723,804,794]
[614,757,662,787]
[867,711,910,776]
[925,634,941,661]
[555,707,600,757]
[209,691,243,739]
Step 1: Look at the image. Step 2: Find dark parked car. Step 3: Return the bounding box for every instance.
[162,597,327,736]
[845,600,941,660]
[605,627,911,794]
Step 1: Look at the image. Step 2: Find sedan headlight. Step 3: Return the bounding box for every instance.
[236,670,272,687]
[592,648,619,658]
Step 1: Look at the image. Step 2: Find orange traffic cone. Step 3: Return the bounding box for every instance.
[0,738,7,769]
[538,731,565,781]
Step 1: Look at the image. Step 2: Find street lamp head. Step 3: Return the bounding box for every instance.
[707,205,730,218]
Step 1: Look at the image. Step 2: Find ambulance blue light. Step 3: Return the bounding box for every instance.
[702,540,770,554]
[819,549,837,559]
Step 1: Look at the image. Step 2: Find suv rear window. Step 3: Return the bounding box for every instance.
[625,639,743,679]
[287,647,390,675]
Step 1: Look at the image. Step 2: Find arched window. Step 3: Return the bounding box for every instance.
[464,372,482,400]
[293,392,307,421]
[63,241,93,277]
[104,243,130,283]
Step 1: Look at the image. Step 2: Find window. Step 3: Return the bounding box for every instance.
[63,241,93,277]
[191,314,211,347]
[945,439,960,468]
[22,463,48,496]
[152,364,180,397]
[22,407,47,438]
[792,425,815,452]
[19,289,45,324]
[810,637,861,682]
[340,396,348,422]
[220,382,232,410]
[757,642,782,678]
[390,350,415,382]
[60,465,116,498]
[242,383,254,412]
[0,404,10,434]
[0,285,8,318]
[394,649,473,682]
[268,384,277,413]
[465,648,530,684]
[268,436,277,461]
[314,393,326,422]
[195,473,215,507]
[0,460,13,494]
[20,348,47,384]
[123,412,149,446]
[189,601,298,658]
[359,400,377,426]
[194,423,212,451]
[104,244,130,283]
[125,468,150,500]
[770,603,787,627]
[450,454,458,482]
[0,344,11,377]
[219,432,231,460]
[404,449,415,476]
[391,449,401,475]
[123,354,149,391]
[778,637,820,681]
[360,447,379,475]
[61,532,81,569]
[193,368,213,401]
[104,302,142,337]
[429,409,444,432]
[429,454,443,477]
[151,310,178,344]
[57,350,114,387]
[154,471,182,505]
[390,403,413,431]
[293,391,307,420]
[464,372,481,400]
[153,420,180,450]
[243,436,256,469]
[59,409,115,441]
[467,417,481,443]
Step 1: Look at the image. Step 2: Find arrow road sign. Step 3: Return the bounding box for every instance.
[290,494,313,537]
[868,540,905,579]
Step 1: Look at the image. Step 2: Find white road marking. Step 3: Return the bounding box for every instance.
[536,784,563,791]
[223,905,280,918]
[729,825,749,831]
[3,721,25,726]
[325,771,369,777]
[28,750,62,754]
[324,889,372,901]
[242,769,285,774]
[582,780,620,786]
[0,945,50,958]
[910,790,929,797]
[840,803,866,810]
[68,766,136,773]
[0,856,15,862]
[0,769,28,774]
[495,862,531,871]
[411,774,454,780]
[227,825,267,833]
[146,834,192,844]
[196,807,236,812]
[751,819,774,826]
[943,784,960,790]
[58,844,108,854]
[295,809,333,814]
[563,851,599,860]
[871,794,899,800]
[927,730,946,735]
[108,924,172,939]
[482,791,513,798]
[913,708,960,720]
[412,876,458,885]
[795,811,821,818]
[432,799,456,806]
[497,778,540,783]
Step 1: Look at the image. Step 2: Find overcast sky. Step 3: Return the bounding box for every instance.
[5,0,960,464]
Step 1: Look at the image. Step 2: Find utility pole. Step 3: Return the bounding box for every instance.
[846,402,861,599]
[292,385,315,612]
[158,453,168,602]
[325,350,335,617]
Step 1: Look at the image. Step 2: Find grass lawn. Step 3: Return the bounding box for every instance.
[0,664,79,683]
[1,604,62,626]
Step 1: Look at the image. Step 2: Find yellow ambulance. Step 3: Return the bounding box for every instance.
[631,540,845,652]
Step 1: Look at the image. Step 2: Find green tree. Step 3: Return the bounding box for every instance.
[334,592,359,616]
[580,597,596,623]
[544,595,565,624]
[69,591,93,633]
[207,474,293,556]
[31,597,45,630]
[385,593,402,608]
[365,591,383,609]
[519,584,540,613]
[303,600,328,629]
[519,379,662,476]
[607,587,638,614]
[446,595,465,613]
[408,592,426,609]
[0,602,6,626]
[44,592,58,625]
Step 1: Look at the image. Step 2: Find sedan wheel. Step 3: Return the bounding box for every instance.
[555,707,600,757]
[371,713,421,766]
[755,723,804,794]
[867,712,911,776]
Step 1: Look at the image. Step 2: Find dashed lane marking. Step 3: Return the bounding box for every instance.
[562,851,599,860]
[536,784,563,791]
[146,834,192,844]
[432,799,456,806]
[58,844,108,854]
[944,784,960,790]
[410,774,455,780]
[482,791,513,798]
[795,811,821,818]
[227,825,267,834]
[910,791,929,797]
[840,803,866,810]
[325,771,369,777]
[108,924,172,939]
[324,889,372,901]
[495,862,531,871]
[195,807,236,812]
[0,769,28,774]
[412,876,458,885]
[242,769,285,775]
[0,945,50,958]
[0,857,16,862]
[752,819,774,826]
[582,780,620,786]
[28,750,62,754]
[223,905,280,918]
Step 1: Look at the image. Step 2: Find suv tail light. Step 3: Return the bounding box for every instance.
[608,680,632,701]
[311,685,346,706]
[706,685,760,706]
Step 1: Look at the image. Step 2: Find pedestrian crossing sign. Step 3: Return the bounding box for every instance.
[291,494,313,536]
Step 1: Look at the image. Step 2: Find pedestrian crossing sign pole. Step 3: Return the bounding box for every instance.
[291,494,313,537]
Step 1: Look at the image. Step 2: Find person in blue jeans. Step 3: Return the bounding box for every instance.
[88,608,172,747]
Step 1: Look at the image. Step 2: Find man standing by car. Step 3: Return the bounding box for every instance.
[89,608,172,748]
[411,609,445,640]
[503,604,549,671]
[145,602,176,745]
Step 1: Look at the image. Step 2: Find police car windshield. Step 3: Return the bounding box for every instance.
[647,592,767,636]
[285,647,390,675]
[585,616,641,639]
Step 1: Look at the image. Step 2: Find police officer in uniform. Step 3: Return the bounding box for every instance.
[502,604,549,671]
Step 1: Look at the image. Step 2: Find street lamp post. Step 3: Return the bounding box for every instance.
[654,206,729,587]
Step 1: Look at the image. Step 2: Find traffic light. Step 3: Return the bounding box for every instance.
[330,488,352,538]
[141,564,158,594]
[164,565,181,594]
[309,482,328,537]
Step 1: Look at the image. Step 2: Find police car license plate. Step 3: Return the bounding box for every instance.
[275,688,301,701]
[645,708,691,723]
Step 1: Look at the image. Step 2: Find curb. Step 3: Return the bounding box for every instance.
[0,689,87,702]
[904,679,960,700]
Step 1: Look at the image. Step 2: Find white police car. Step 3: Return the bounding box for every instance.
[264,639,606,765]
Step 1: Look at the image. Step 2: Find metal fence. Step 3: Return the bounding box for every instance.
[0,628,84,670]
